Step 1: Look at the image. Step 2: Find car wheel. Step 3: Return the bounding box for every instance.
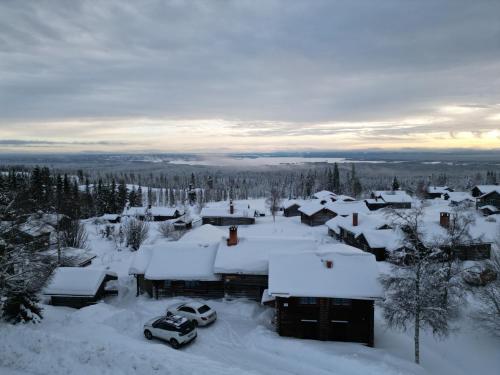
[170,338,180,349]
[144,330,153,340]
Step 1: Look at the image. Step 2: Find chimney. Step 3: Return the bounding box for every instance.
[352,212,359,227]
[229,199,234,215]
[227,226,238,246]
[325,260,333,269]
[440,212,450,228]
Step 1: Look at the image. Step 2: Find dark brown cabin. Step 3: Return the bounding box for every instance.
[275,297,375,346]
[300,207,336,226]
[283,203,301,217]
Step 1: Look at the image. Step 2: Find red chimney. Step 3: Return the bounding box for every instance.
[440,212,450,228]
[325,260,333,269]
[229,199,234,215]
[227,226,238,246]
[352,212,358,227]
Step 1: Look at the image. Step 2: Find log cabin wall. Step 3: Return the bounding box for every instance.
[222,274,268,301]
[284,205,301,217]
[276,297,375,347]
[300,209,336,226]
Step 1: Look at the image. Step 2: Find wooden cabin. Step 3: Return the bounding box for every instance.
[299,202,336,226]
[326,213,398,261]
[201,201,256,226]
[476,190,500,213]
[426,186,453,199]
[129,242,224,299]
[213,227,317,301]
[122,205,183,221]
[269,249,383,346]
[370,190,412,209]
[471,185,500,198]
[283,200,301,217]
[44,268,118,309]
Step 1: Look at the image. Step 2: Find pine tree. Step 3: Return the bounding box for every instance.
[117,180,128,211]
[392,176,400,191]
[333,163,340,193]
[137,185,143,206]
[109,179,117,213]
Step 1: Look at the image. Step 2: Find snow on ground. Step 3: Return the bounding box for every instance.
[1,198,499,375]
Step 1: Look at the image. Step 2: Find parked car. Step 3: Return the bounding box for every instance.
[143,315,197,349]
[166,301,217,326]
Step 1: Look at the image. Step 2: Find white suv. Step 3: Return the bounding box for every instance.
[143,315,197,349]
[166,302,217,327]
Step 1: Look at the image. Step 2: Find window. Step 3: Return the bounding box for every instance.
[198,305,210,314]
[299,297,317,305]
[185,281,199,288]
[179,306,196,314]
[331,298,352,306]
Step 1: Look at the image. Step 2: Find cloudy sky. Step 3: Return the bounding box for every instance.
[1,0,499,153]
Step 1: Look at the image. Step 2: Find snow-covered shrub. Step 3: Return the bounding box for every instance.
[158,221,174,238]
[123,218,149,250]
[472,253,500,337]
[1,291,43,324]
[60,219,88,249]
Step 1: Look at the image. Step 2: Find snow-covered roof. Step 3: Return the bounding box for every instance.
[445,192,474,202]
[122,206,182,217]
[379,191,413,203]
[361,229,402,251]
[298,201,329,216]
[214,236,318,275]
[313,190,336,200]
[390,203,497,244]
[200,203,256,218]
[473,185,500,195]
[326,212,389,236]
[128,245,155,275]
[144,242,220,281]
[427,186,452,194]
[282,199,300,209]
[44,267,108,296]
[178,224,225,245]
[324,200,370,216]
[268,246,384,300]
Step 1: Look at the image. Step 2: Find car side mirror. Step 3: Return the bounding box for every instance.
[166,311,173,317]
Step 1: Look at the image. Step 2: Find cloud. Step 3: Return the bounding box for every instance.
[0,1,499,151]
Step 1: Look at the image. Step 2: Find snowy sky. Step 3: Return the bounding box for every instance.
[1,0,499,153]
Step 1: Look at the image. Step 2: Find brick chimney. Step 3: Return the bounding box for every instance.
[352,212,358,227]
[229,199,234,215]
[440,212,450,228]
[325,260,333,269]
[227,226,238,246]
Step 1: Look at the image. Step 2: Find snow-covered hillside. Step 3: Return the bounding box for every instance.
[1,199,499,375]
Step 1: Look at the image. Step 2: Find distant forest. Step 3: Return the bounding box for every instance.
[0,160,498,219]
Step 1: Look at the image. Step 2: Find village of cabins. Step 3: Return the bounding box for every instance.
[40,184,500,347]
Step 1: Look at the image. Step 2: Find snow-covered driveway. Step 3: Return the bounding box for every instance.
[0,289,423,375]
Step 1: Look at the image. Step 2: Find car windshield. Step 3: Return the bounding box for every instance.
[178,321,194,334]
[197,305,211,314]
